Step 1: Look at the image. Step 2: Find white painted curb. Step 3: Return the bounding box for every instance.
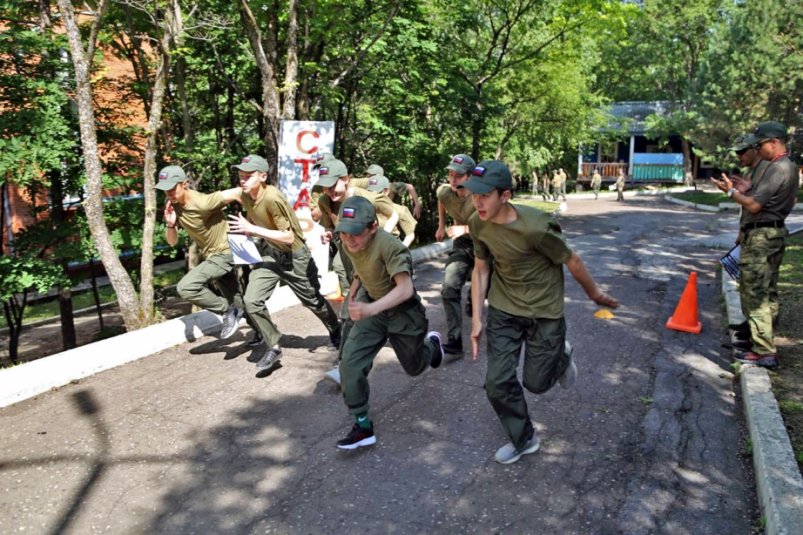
[721,254,803,534]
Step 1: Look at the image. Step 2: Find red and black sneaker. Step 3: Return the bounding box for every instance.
[336,423,376,450]
[735,351,778,368]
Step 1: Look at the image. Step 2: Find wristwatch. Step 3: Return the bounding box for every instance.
[727,188,737,198]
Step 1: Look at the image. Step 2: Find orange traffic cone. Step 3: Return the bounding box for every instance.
[666,272,702,334]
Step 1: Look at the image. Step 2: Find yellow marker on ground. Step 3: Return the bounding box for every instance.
[594,309,615,319]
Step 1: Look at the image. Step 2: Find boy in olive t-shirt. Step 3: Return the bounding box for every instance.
[157,165,244,339]
[435,153,478,356]
[225,155,342,374]
[461,160,620,465]
[332,196,444,450]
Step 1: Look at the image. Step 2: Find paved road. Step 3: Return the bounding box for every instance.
[0,196,758,534]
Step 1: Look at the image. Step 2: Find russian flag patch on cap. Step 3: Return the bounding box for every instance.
[342,207,356,218]
[369,178,378,186]
[242,156,251,163]
[472,166,485,176]
[452,156,463,164]
[159,172,167,180]
[320,167,329,175]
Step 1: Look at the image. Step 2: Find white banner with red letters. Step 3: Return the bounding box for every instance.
[277,121,337,294]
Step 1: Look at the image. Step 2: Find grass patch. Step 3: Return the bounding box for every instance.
[0,266,186,329]
[770,230,803,476]
[514,197,561,213]
[672,190,729,206]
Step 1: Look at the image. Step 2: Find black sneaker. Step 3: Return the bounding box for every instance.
[255,346,282,371]
[220,305,244,339]
[328,323,342,349]
[336,423,376,450]
[442,337,463,355]
[247,330,263,347]
[427,331,444,369]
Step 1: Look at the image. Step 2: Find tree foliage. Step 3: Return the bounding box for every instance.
[1,0,799,356]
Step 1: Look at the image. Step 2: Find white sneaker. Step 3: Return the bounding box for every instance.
[494,434,540,464]
[324,366,341,386]
[558,341,576,389]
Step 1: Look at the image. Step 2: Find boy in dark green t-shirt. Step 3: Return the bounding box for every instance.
[333,196,444,450]
[461,160,620,464]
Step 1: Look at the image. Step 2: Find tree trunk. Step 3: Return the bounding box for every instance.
[47,168,77,350]
[281,0,299,120]
[89,258,105,330]
[139,1,179,324]
[57,285,76,350]
[681,138,696,190]
[471,85,484,161]
[56,0,143,331]
[3,294,26,364]
[238,0,281,171]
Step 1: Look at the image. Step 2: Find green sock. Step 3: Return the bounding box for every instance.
[355,413,372,430]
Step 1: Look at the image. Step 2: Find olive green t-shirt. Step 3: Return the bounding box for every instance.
[743,156,798,224]
[739,159,771,227]
[395,203,417,239]
[469,204,573,319]
[318,188,394,231]
[173,189,230,258]
[436,184,475,225]
[344,229,413,301]
[348,177,408,203]
[240,185,306,253]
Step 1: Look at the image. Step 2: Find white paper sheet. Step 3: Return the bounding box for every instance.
[228,233,262,265]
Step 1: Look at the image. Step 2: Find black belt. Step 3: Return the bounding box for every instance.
[741,220,784,232]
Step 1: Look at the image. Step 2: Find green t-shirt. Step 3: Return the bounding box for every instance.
[348,177,408,203]
[469,204,572,319]
[344,229,413,301]
[318,188,395,231]
[240,185,305,253]
[174,189,230,258]
[395,203,417,239]
[436,184,475,225]
[743,156,798,224]
[739,159,771,227]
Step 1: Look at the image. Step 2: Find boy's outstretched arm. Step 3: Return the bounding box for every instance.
[565,252,620,308]
[470,258,491,360]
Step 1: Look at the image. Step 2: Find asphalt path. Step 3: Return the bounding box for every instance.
[0,196,759,534]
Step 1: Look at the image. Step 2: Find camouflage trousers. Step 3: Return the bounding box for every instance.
[738,226,786,354]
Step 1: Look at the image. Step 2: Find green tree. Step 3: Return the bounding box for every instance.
[691,0,803,163]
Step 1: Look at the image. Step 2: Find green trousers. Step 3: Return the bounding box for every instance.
[176,252,240,315]
[244,244,340,348]
[339,288,437,416]
[485,306,567,450]
[739,226,786,354]
[441,235,475,342]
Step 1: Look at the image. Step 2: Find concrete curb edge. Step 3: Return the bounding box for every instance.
[0,240,451,409]
[721,268,803,534]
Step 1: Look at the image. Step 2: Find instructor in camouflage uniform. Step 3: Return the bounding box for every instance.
[712,121,798,368]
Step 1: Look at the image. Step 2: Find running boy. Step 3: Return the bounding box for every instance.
[333,196,443,450]
[157,165,244,339]
[225,154,342,372]
[462,160,619,464]
[435,153,477,356]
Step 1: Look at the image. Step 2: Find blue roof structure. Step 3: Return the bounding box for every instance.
[604,101,675,135]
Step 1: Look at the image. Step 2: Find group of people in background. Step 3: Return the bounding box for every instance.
[154,148,618,462]
[532,166,628,202]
